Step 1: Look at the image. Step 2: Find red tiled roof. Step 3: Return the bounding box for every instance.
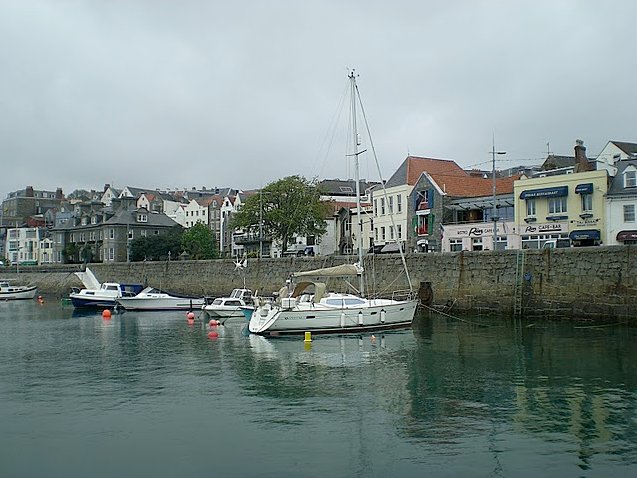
[430,173,518,197]
[405,156,467,185]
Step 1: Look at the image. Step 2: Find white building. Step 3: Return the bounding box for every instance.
[5,227,44,265]
[606,158,637,245]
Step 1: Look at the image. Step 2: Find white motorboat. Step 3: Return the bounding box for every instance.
[249,72,418,336]
[202,288,253,323]
[69,267,143,309]
[0,280,38,300]
[115,287,205,311]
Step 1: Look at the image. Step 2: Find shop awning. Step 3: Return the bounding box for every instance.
[569,229,600,241]
[616,230,637,241]
[520,186,568,199]
[575,183,593,194]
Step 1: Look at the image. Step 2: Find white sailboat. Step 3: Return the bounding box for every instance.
[249,72,418,336]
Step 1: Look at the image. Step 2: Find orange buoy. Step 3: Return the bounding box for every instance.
[207,331,219,339]
[102,309,112,319]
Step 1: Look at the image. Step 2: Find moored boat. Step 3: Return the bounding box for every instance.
[69,267,143,309]
[248,72,418,336]
[0,280,38,300]
[115,287,205,311]
[202,288,253,323]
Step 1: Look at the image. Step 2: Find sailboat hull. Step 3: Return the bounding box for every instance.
[249,299,418,335]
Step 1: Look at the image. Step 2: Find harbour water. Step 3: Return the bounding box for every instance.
[1,301,636,477]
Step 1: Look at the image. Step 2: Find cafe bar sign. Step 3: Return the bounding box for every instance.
[522,222,567,234]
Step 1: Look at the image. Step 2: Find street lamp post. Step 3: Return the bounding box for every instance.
[491,141,506,250]
[259,190,263,258]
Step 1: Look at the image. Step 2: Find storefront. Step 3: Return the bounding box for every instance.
[569,229,601,247]
[442,221,519,251]
[616,230,637,245]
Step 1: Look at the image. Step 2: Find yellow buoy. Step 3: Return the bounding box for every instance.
[304,331,312,343]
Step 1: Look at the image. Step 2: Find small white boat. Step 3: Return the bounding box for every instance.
[116,287,205,311]
[202,288,253,323]
[0,280,38,300]
[69,267,143,309]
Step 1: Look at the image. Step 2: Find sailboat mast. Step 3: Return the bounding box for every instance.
[349,71,365,297]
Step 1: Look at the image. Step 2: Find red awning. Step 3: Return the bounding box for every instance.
[616,230,637,241]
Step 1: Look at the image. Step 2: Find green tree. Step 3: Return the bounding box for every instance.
[232,175,329,252]
[181,222,218,260]
[130,225,184,261]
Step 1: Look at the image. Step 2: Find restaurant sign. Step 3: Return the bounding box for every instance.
[522,222,567,234]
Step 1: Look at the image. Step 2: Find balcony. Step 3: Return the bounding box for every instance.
[417,226,429,236]
[233,233,271,245]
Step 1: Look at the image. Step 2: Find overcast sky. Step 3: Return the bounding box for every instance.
[1,0,636,199]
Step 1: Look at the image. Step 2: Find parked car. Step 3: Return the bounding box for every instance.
[282,244,317,257]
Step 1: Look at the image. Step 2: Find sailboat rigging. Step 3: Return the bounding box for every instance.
[248,71,418,335]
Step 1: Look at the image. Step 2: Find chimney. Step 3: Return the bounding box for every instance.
[574,139,592,173]
[56,187,63,199]
[104,183,110,193]
[26,186,34,197]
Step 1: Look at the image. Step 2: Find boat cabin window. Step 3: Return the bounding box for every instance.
[325,298,366,306]
[105,285,119,291]
[225,300,242,306]
[212,299,223,305]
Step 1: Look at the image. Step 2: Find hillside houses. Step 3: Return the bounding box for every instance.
[2,138,636,265]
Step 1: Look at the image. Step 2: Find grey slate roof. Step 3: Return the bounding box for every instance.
[611,141,637,156]
[607,159,637,196]
[103,207,178,227]
[318,179,380,195]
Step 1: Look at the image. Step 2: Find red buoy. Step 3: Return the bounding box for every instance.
[186,312,195,320]
[207,331,219,339]
[102,309,112,319]
[209,319,217,328]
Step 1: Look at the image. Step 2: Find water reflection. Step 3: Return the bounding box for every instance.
[1,302,636,476]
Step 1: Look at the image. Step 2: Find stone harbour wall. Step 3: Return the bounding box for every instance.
[7,245,637,320]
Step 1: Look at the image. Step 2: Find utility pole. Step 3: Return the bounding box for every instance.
[491,138,506,250]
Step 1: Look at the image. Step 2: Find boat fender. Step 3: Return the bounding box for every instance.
[380,309,386,324]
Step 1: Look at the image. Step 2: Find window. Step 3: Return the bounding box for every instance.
[109,228,115,239]
[390,225,394,240]
[397,194,402,213]
[374,228,378,241]
[548,197,567,214]
[472,238,483,251]
[581,194,593,212]
[388,196,393,214]
[449,239,463,252]
[625,170,637,188]
[526,199,536,216]
[141,229,147,237]
[137,213,148,223]
[374,200,377,216]
[624,204,636,223]
[397,224,402,239]
[381,227,386,241]
[128,230,134,240]
[380,198,385,215]
[108,247,114,261]
[91,216,97,224]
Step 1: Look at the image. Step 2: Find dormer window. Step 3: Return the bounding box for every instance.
[81,217,88,225]
[625,170,636,188]
[91,216,97,224]
[137,213,148,223]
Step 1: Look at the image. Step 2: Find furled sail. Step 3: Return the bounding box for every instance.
[292,264,363,278]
